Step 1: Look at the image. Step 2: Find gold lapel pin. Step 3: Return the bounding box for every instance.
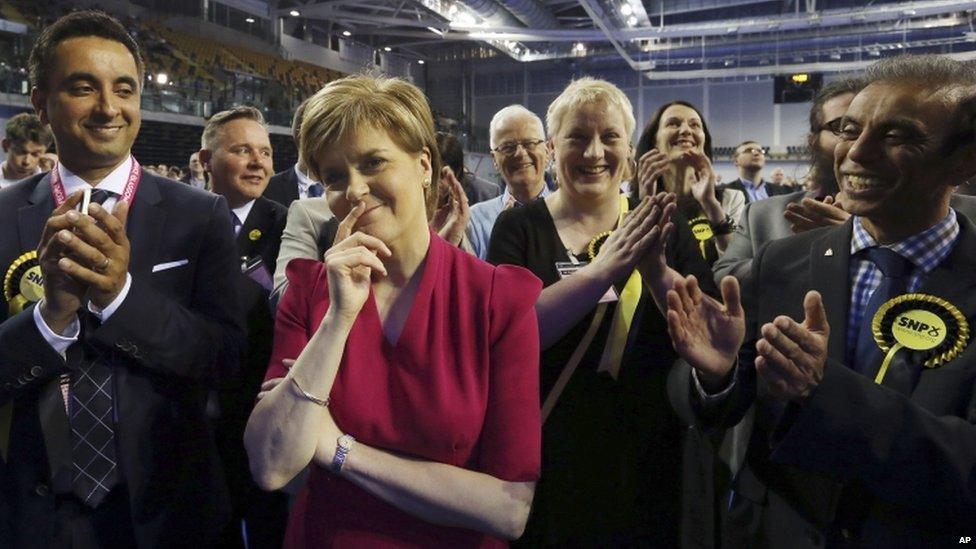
[248,229,262,241]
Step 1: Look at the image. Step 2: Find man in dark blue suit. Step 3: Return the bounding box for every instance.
[262,98,321,207]
[200,105,289,548]
[0,11,244,547]
[668,55,976,547]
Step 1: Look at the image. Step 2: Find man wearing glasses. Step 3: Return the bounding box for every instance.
[714,78,863,282]
[723,140,792,203]
[466,104,551,259]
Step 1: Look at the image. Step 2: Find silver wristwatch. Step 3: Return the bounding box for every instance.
[331,434,356,474]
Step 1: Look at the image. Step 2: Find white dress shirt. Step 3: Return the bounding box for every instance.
[294,163,317,199]
[231,199,256,235]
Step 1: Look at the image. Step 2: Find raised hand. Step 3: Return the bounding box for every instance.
[637,149,670,199]
[323,208,392,323]
[590,196,669,283]
[683,150,718,206]
[37,190,87,331]
[430,167,471,246]
[755,290,830,403]
[636,192,676,281]
[56,200,132,309]
[784,195,850,234]
[666,275,745,387]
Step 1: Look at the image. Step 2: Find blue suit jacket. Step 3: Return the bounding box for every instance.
[0,169,245,547]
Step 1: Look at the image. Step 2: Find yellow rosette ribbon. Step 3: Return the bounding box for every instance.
[585,196,642,380]
[870,293,969,384]
[4,251,44,317]
[688,215,713,260]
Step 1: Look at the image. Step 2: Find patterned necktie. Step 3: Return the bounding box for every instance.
[70,187,119,507]
[852,248,913,380]
[308,183,323,198]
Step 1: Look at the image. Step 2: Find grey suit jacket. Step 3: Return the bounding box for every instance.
[713,191,976,285]
[271,197,335,306]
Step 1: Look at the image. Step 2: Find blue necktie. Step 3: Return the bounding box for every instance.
[852,248,912,379]
[308,183,323,198]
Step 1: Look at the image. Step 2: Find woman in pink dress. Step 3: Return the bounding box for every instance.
[244,75,542,548]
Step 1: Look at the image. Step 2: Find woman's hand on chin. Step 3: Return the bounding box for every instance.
[324,220,393,324]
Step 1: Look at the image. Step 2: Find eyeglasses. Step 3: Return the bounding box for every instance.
[738,147,765,156]
[821,117,844,135]
[492,139,545,156]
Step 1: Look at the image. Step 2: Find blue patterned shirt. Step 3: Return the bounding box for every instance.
[846,209,960,355]
[467,184,551,260]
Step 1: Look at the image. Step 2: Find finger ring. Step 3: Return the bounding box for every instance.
[97,257,110,272]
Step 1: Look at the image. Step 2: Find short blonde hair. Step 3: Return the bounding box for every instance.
[300,75,441,218]
[545,77,636,140]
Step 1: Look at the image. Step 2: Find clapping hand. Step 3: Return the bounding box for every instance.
[637,149,670,199]
[56,200,131,310]
[324,203,392,324]
[37,191,87,331]
[431,167,471,246]
[680,150,718,207]
[591,195,670,283]
[666,275,745,389]
[755,291,829,403]
[636,192,676,282]
[784,194,850,234]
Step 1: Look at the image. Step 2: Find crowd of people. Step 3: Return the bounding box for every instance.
[2,9,976,549]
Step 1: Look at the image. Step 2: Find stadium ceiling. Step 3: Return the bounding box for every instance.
[270,0,976,77]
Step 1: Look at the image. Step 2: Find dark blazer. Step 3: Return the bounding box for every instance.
[263,166,300,207]
[674,214,976,547]
[0,169,245,547]
[721,178,796,203]
[215,196,289,547]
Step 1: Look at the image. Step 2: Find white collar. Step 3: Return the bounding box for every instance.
[58,156,134,197]
[232,199,257,227]
[294,163,315,191]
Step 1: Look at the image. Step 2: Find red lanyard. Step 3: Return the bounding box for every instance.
[49,157,142,207]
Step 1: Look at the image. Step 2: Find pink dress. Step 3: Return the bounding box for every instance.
[265,233,543,548]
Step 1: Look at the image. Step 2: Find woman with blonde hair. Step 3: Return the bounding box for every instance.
[488,78,713,546]
[245,75,542,547]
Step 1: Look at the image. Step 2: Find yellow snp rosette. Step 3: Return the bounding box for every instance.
[4,251,44,316]
[870,293,970,384]
[688,215,713,260]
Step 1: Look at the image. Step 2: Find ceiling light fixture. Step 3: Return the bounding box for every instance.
[342,30,352,37]
[574,42,586,53]
[289,10,300,17]
[620,4,633,16]
[384,46,392,52]
[627,16,638,26]
[245,17,255,23]
[418,60,425,65]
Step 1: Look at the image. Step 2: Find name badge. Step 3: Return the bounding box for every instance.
[555,261,619,303]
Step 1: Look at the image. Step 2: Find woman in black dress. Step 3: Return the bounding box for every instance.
[488,78,714,546]
[635,101,746,267]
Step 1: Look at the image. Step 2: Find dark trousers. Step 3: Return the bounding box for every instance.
[52,486,137,549]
